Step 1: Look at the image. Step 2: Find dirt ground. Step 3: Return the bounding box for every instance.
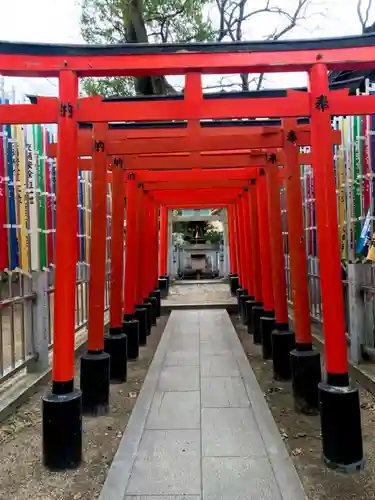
[0,313,168,500]
[231,314,375,500]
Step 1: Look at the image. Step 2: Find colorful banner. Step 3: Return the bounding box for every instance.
[15,125,29,273]
[0,122,8,271]
[6,124,19,270]
[25,124,40,271]
[44,129,53,266]
[34,124,47,268]
[78,171,85,262]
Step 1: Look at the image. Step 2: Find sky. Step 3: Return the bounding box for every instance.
[0,0,374,98]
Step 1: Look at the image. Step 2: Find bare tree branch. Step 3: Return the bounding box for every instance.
[357,0,373,32]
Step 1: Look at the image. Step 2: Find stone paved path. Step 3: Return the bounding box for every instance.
[162,281,236,305]
[99,309,307,500]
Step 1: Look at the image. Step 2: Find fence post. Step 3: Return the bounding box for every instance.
[27,270,49,373]
[347,263,366,365]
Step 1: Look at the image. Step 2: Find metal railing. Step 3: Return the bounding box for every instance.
[0,272,34,383]
[0,262,111,385]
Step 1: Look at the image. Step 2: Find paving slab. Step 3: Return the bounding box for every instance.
[201,377,250,408]
[126,429,201,496]
[202,407,267,457]
[146,391,200,430]
[99,308,307,500]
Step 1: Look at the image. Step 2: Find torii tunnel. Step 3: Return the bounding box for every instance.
[2,32,375,473]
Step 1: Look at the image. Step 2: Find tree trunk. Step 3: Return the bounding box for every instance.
[125,0,176,95]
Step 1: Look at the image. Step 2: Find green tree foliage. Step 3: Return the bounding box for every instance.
[80,0,214,96]
[80,0,320,96]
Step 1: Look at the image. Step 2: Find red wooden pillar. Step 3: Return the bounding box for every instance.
[124,177,137,314]
[235,195,250,322]
[142,194,151,300]
[233,203,242,285]
[145,196,161,318]
[309,64,363,468]
[266,164,289,326]
[257,170,274,313]
[228,204,237,274]
[135,186,145,305]
[235,199,245,289]
[123,174,140,360]
[247,182,262,303]
[109,160,125,330]
[105,157,127,383]
[237,195,248,291]
[134,186,150,345]
[283,126,314,347]
[159,205,169,297]
[283,120,321,406]
[266,162,295,379]
[227,203,240,297]
[153,203,160,289]
[254,169,275,353]
[42,70,82,470]
[80,123,110,414]
[159,205,168,276]
[242,190,254,297]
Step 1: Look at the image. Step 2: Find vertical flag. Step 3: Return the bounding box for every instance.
[0,121,8,271]
[26,124,40,270]
[44,129,53,266]
[6,124,19,270]
[15,125,29,272]
[34,124,47,268]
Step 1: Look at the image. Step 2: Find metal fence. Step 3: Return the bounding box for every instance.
[0,180,113,385]
[0,265,111,384]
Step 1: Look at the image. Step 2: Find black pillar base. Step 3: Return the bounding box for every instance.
[104,327,127,383]
[145,296,157,326]
[140,301,153,335]
[319,379,364,472]
[230,276,240,296]
[134,306,148,346]
[252,305,269,344]
[164,274,170,293]
[236,288,248,315]
[80,350,110,416]
[150,290,161,317]
[123,315,139,360]
[290,346,321,414]
[246,301,262,334]
[158,277,168,298]
[239,294,251,324]
[271,324,295,381]
[260,315,275,360]
[42,381,82,470]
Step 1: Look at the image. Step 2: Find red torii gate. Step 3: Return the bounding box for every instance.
[0,34,369,472]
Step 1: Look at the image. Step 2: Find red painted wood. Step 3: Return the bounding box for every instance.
[109,161,125,328]
[159,206,168,277]
[87,123,108,351]
[256,171,274,312]
[248,185,262,303]
[282,121,313,345]
[227,205,237,275]
[266,164,289,324]
[2,45,375,76]
[52,71,78,383]
[309,64,348,375]
[123,178,138,314]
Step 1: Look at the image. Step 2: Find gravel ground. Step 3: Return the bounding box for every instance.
[0,314,168,500]
[231,314,375,500]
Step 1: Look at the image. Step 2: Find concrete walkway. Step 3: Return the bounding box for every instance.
[99,309,307,500]
[162,281,236,306]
